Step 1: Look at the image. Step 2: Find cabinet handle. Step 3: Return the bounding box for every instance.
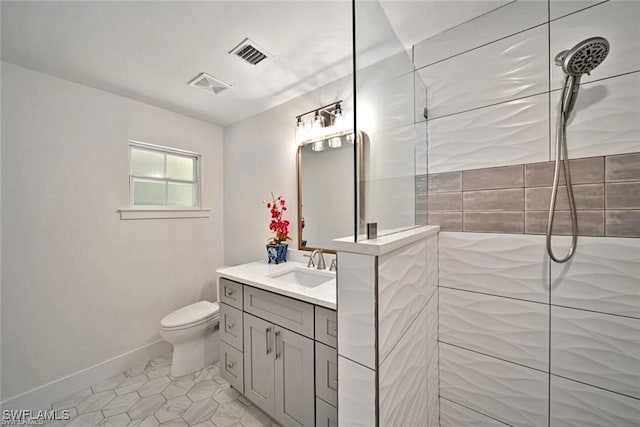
[265,327,272,354]
[224,287,235,297]
[275,331,282,359]
[225,322,234,330]
[227,362,234,369]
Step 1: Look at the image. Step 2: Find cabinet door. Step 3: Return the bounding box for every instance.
[274,327,315,427]
[315,342,338,406]
[220,303,243,351]
[243,313,275,417]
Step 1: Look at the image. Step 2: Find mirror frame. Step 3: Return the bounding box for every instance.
[296,130,365,254]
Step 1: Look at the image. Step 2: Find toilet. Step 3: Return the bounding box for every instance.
[160,301,220,377]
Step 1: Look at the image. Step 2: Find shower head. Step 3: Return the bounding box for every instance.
[555,36,610,76]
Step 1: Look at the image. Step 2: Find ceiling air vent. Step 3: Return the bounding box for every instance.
[188,72,232,95]
[229,38,274,66]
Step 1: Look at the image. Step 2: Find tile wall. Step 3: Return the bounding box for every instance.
[337,232,439,426]
[412,0,640,425]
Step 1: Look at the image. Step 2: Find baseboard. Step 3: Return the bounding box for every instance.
[0,340,172,411]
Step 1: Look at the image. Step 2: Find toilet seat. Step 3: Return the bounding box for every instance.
[161,301,219,331]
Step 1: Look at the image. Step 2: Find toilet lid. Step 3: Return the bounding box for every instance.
[161,301,220,329]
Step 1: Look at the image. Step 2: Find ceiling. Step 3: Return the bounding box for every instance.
[1,1,506,127]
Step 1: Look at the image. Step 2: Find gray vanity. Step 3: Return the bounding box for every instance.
[216,262,337,427]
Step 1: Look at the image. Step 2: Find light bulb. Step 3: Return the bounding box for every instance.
[328,137,342,148]
[312,140,325,152]
[295,117,306,143]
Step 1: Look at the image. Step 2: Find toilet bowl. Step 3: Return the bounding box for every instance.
[160,301,220,377]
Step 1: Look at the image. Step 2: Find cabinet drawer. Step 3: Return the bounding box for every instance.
[244,286,314,338]
[315,342,338,406]
[219,278,243,310]
[220,303,243,351]
[315,306,337,348]
[315,397,337,427]
[220,340,244,393]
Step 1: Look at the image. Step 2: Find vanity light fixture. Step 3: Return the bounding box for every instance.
[295,100,348,145]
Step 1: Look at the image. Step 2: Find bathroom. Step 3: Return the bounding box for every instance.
[1,0,638,426]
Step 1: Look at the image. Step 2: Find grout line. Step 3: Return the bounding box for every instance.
[439,341,550,375]
[439,396,512,426]
[440,285,549,307]
[550,373,640,402]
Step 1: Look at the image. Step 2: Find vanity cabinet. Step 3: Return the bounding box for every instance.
[218,277,337,427]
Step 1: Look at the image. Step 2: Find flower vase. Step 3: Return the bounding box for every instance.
[266,243,288,264]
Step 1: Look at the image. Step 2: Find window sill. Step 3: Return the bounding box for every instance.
[118,208,211,220]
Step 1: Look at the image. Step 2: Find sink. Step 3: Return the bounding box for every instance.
[268,267,335,288]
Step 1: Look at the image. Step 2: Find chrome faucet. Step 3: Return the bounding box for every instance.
[309,249,326,270]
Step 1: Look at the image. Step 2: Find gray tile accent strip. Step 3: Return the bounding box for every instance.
[606,153,640,182]
[606,211,640,237]
[428,192,462,211]
[462,165,523,191]
[525,211,605,236]
[463,212,524,233]
[525,184,604,211]
[427,212,463,232]
[463,188,524,211]
[605,182,640,209]
[525,157,604,187]
[423,152,639,237]
[428,171,462,193]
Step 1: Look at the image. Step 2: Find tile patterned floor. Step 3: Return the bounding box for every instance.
[45,352,279,427]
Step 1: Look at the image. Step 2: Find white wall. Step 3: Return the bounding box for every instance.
[0,62,224,405]
[223,75,352,265]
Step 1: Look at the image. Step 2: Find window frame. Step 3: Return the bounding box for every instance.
[128,140,202,210]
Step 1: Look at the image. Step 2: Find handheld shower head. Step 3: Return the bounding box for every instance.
[555,37,610,115]
[555,36,610,76]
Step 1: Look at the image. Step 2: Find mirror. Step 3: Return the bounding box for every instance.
[297,131,364,252]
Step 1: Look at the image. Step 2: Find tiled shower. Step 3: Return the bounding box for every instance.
[410,0,639,425]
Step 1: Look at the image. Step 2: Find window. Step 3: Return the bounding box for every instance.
[129,141,200,208]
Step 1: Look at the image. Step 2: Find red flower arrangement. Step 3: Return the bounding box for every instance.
[264,193,291,245]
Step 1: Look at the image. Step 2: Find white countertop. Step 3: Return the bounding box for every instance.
[217,261,336,310]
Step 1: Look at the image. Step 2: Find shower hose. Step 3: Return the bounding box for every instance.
[546,75,579,263]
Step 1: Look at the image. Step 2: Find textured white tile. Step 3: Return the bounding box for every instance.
[439,232,549,303]
[366,123,424,180]
[440,343,548,426]
[551,236,640,318]
[428,94,549,173]
[420,26,548,119]
[550,375,640,426]
[551,306,640,399]
[550,72,640,159]
[440,288,549,371]
[400,377,429,427]
[550,1,640,89]
[426,289,439,368]
[186,380,219,401]
[338,356,376,427]
[379,303,428,426]
[378,238,428,362]
[414,0,546,69]
[51,387,93,410]
[162,377,195,400]
[91,374,127,394]
[337,252,376,369]
[426,351,440,427]
[440,398,507,426]
[66,411,104,427]
[550,0,607,20]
